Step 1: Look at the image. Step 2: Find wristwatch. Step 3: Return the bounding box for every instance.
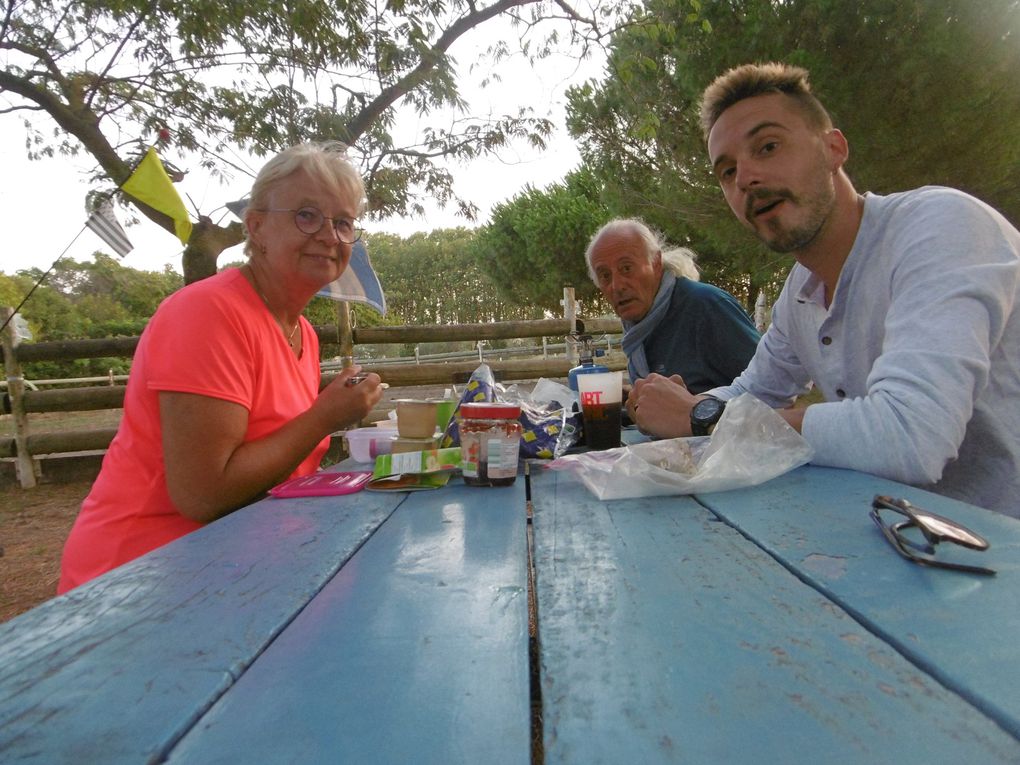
[690,396,726,436]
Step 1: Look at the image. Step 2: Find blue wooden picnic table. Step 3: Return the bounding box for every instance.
[1,439,1018,763]
[530,464,1020,763]
[0,472,530,764]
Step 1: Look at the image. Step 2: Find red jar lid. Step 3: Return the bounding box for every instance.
[459,402,521,419]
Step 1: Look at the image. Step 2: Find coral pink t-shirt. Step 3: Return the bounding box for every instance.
[58,268,328,593]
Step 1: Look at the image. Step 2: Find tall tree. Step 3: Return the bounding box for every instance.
[472,167,610,314]
[0,0,611,283]
[369,228,545,327]
[566,0,1020,306]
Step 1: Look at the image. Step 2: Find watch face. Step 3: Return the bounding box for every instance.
[691,397,726,436]
[693,397,725,422]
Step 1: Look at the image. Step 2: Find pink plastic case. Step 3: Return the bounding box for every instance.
[268,471,373,498]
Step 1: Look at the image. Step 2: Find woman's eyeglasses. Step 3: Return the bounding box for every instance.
[257,207,362,243]
[869,495,995,576]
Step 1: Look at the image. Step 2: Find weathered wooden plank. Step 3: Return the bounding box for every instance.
[347,316,622,344]
[530,468,1020,764]
[3,318,624,364]
[166,481,531,765]
[695,465,1020,739]
[0,485,404,764]
[0,429,117,459]
[16,385,125,413]
[9,336,140,362]
[329,353,626,387]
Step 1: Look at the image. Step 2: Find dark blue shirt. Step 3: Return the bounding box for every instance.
[641,278,761,394]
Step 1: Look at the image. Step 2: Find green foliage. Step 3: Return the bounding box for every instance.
[1,255,183,378]
[368,228,546,327]
[565,0,1020,308]
[472,168,611,314]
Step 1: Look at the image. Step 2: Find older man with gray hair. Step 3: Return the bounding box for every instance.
[585,218,760,394]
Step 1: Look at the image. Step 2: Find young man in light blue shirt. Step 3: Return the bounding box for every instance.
[628,62,1020,517]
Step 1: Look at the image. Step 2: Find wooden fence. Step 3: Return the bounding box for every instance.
[1,296,623,488]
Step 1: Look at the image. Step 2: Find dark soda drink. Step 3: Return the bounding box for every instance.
[582,401,622,450]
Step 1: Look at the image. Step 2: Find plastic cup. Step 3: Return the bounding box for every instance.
[431,399,458,432]
[577,371,623,450]
[396,399,439,438]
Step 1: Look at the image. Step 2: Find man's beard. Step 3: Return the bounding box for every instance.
[746,180,836,254]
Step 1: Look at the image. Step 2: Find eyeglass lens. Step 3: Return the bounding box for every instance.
[872,495,989,550]
[870,496,995,576]
[293,207,361,243]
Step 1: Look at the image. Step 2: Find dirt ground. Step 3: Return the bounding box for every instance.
[0,479,89,623]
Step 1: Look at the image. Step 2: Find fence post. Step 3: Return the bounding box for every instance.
[541,336,548,359]
[561,286,578,367]
[754,290,768,333]
[336,301,355,368]
[1,307,39,488]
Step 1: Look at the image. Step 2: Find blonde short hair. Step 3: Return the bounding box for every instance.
[243,141,366,258]
[699,62,833,140]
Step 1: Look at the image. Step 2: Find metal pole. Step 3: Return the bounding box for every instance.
[754,290,768,333]
[337,301,354,368]
[561,287,578,367]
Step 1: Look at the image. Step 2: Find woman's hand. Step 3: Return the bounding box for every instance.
[313,366,385,433]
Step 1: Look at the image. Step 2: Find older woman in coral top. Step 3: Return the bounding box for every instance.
[59,142,383,592]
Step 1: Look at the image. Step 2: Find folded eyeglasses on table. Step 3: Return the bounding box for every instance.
[870,495,996,576]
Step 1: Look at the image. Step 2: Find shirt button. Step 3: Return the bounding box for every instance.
[821,336,833,345]
[836,388,846,398]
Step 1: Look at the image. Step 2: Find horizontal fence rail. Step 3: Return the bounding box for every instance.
[1,297,624,487]
[1,318,623,365]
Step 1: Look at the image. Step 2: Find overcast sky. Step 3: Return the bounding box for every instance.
[0,34,605,277]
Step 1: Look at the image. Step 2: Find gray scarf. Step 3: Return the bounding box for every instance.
[621,271,676,382]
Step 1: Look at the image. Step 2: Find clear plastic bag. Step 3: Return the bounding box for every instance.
[546,393,814,499]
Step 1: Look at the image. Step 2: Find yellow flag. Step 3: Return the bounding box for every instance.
[121,148,193,245]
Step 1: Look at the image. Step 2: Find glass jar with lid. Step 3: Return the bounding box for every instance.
[458,403,523,486]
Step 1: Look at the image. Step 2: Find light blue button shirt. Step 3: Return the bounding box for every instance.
[709,187,1020,517]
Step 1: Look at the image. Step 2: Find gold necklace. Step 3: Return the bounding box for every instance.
[246,265,300,346]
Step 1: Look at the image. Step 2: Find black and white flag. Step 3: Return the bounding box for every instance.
[85,199,133,257]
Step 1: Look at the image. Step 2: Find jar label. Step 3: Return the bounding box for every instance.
[485,435,520,479]
[460,430,481,478]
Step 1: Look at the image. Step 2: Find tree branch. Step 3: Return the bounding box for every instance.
[84,8,152,111]
[343,0,540,143]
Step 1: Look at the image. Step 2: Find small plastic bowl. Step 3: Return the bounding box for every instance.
[344,427,397,463]
[395,399,439,438]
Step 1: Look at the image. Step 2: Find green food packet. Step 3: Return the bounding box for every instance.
[371,447,462,480]
[367,447,462,491]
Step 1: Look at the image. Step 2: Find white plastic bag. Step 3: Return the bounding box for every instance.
[546,393,814,500]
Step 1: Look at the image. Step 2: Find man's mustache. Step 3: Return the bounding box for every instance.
[745,188,796,221]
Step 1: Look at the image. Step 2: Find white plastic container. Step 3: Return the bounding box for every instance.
[344,427,397,463]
